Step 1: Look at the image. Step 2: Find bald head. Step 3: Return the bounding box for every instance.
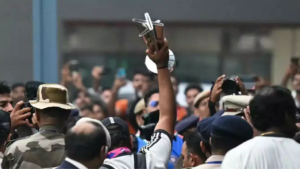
[71,122,96,134]
[65,121,107,162]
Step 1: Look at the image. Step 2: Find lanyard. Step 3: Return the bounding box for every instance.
[206,161,222,164]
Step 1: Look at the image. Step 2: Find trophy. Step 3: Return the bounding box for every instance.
[132,13,175,73]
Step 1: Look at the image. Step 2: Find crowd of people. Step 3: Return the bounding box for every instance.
[0,38,300,169]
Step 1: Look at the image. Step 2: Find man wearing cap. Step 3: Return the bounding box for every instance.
[194,116,253,169]
[2,84,73,169]
[58,117,110,169]
[193,91,210,119]
[221,95,252,116]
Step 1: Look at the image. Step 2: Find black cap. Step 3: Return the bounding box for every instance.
[102,117,130,136]
[0,110,11,138]
[197,111,222,142]
[175,115,199,135]
[211,116,253,142]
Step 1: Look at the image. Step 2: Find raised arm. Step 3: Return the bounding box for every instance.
[146,39,176,137]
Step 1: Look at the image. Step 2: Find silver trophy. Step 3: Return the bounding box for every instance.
[132,13,175,73]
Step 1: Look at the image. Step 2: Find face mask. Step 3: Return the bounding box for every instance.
[139,110,160,140]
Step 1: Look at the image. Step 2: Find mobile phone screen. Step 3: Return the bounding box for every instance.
[117,68,126,78]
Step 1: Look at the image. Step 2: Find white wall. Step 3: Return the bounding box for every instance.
[271,28,300,85]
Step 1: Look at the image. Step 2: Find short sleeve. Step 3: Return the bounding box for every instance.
[140,129,172,169]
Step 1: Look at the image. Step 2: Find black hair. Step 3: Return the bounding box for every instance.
[144,88,159,107]
[134,70,155,81]
[210,136,243,154]
[92,100,108,116]
[294,132,300,144]
[0,110,10,146]
[24,81,44,100]
[101,86,111,92]
[202,141,211,154]
[183,131,207,161]
[11,83,25,91]
[184,84,203,95]
[107,124,131,151]
[0,82,10,95]
[63,116,81,134]
[249,86,297,137]
[65,121,107,161]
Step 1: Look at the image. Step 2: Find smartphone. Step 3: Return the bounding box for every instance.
[117,68,126,78]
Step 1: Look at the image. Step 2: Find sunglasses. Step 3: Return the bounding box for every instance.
[149,101,159,108]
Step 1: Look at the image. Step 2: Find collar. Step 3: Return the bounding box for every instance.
[39,125,61,133]
[205,155,224,163]
[65,157,88,169]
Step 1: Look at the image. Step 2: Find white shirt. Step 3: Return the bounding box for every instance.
[194,155,224,169]
[292,90,300,108]
[65,157,87,169]
[0,151,3,169]
[222,136,300,169]
[103,130,172,169]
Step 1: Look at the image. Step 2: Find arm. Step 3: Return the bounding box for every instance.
[106,78,126,117]
[91,66,103,93]
[281,64,296,87]
[155,68,176,136]
[209,75,224,116]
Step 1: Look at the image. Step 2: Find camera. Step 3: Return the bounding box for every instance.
[21,81,44,123]
[222,75,240,95]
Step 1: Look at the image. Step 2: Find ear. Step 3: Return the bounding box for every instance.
[200,141,206,153]
[99,146,107,160]
[130,135,133,150]
[189,153,195,165]
[7,134,11,142]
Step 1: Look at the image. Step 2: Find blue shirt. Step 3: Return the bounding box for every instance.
[137,134,183,169]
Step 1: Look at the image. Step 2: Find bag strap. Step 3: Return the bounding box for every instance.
[134,153,147,169]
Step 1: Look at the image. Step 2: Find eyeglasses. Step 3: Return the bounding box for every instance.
[149,101,159,108]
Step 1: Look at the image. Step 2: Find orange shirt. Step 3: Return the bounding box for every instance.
[176,105,188,122]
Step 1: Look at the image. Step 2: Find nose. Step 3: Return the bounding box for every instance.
[5,103,13,113]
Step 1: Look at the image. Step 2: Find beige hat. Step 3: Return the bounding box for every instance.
[29,84,75,110]
[193,91,210,108]
[222,95,252,116]
[134,99,145,114]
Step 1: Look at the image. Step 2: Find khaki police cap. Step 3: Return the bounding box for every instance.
[222,95,252,116]
[134,99,145,114]
[29,84,75,110]
[193,91,210,108]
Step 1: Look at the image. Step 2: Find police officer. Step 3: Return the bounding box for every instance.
[2,84,74,169]
[221,95,252,116]
[194,116,253,169]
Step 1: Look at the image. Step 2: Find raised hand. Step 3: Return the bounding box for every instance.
[146,38,169,69]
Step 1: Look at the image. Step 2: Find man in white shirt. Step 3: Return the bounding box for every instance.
[102,38,176,169]
[57,118,111,169]
[222,86,300,169]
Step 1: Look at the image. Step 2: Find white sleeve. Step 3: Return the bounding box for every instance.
[140,130,172,169]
